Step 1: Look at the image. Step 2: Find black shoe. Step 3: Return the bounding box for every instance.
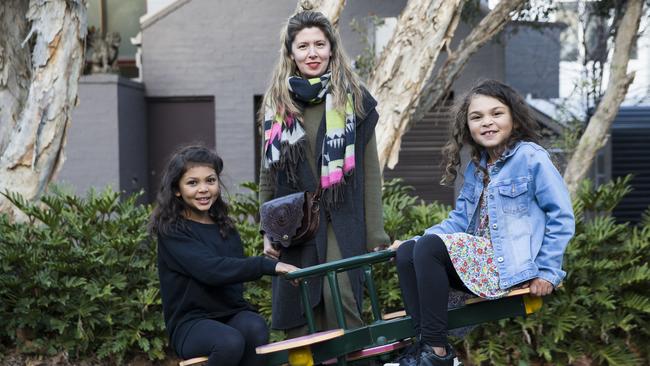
[387,341,420,366]
[418,344,455,366]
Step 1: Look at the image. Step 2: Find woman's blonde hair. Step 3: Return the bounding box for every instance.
[261,11,366,121]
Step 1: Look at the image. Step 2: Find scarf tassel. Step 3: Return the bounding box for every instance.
[321,181,346,210]
[279,139,306,186]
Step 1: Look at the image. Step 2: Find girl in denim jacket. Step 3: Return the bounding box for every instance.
[390,80,575,366]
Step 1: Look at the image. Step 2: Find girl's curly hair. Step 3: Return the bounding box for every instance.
[149,145,234,237]
[440,79,541,185]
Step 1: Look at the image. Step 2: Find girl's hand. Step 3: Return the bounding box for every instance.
[275,262,301,286]
[528,278,553,296]
[388,240,404,251]
[370,244,389,252]
[274,262,300,275]
[263,234,280,260]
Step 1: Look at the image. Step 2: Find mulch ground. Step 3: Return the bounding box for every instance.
[0,351,181,366]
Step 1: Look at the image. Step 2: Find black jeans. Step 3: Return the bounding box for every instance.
[395,234,470,347]
[174,311,269,366]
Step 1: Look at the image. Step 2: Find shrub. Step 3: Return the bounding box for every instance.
[3,177,646,366]
[0,188,166,363]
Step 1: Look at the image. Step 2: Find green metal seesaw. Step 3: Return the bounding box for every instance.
[248,249,544,366]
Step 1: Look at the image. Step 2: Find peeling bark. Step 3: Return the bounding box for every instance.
[0,0,31,158]
[563,0,643,197]
[369,0,464,170]
[295,0,346,26]
[0,0,87,215]
[371,0,528,170]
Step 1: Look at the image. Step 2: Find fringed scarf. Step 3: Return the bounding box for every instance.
[263,72,357,207]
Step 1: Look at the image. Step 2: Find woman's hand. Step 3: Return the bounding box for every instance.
[388,240,404,251]
[274,262,300,275]
[521,278,554,296]
[263,234,280,260]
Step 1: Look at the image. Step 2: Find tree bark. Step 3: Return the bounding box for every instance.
[563,0,643,197]
[369,0,464,170]
[371,0,527,170]
[0,0,87,214]
[295,0,346,26]
[0,1,31,161]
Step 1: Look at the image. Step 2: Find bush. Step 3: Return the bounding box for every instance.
[0,188,166,363]
[460,176,650,366]
[3,177,647,365]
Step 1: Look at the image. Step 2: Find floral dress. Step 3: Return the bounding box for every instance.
[440,165,508,300]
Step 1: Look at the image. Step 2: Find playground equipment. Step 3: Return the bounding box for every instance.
[254,250,543,366]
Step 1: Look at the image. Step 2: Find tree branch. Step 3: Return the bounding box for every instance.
[368,0,463,170]
[372,0,526,170]
[563,0,644,197]
[408,0,527,168]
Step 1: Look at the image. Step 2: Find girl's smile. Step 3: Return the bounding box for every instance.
[467,94,514,163]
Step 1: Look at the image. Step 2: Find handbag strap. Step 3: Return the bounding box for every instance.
[313,185,322,201]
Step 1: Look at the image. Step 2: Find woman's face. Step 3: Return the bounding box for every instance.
[291,27,331,78]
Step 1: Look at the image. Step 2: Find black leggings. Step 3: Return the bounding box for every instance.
[174,311,269,366]
[395,234,470,347]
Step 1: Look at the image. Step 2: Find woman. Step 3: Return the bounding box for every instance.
[259,11,389,336]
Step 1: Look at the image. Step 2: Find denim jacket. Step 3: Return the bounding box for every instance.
[417,141,575,289]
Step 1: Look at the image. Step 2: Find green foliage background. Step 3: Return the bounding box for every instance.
[1,178,648,365]
[0,188,165,363]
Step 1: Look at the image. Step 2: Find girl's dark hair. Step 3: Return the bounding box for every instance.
[148,145,235,237]
[440,79,541,185]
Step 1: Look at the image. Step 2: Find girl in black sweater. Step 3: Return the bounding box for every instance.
[149,145,298,366]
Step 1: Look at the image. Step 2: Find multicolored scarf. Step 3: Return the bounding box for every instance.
[263,72,357,205]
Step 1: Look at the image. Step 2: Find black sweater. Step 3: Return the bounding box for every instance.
[157,219,278,343]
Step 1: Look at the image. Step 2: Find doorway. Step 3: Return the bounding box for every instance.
[146,96,215,201]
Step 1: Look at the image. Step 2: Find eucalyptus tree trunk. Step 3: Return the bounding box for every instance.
[0,0,87,215]
[370,0,528,170]
[563,0,643,198]
[368,0,463,170]
[296,0,346,26]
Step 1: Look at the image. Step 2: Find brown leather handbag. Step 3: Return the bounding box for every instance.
[260,189,321,248]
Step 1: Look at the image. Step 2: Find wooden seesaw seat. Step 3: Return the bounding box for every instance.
[256,329,345,366]
[178,356,209,366]
[383,287,543,321]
